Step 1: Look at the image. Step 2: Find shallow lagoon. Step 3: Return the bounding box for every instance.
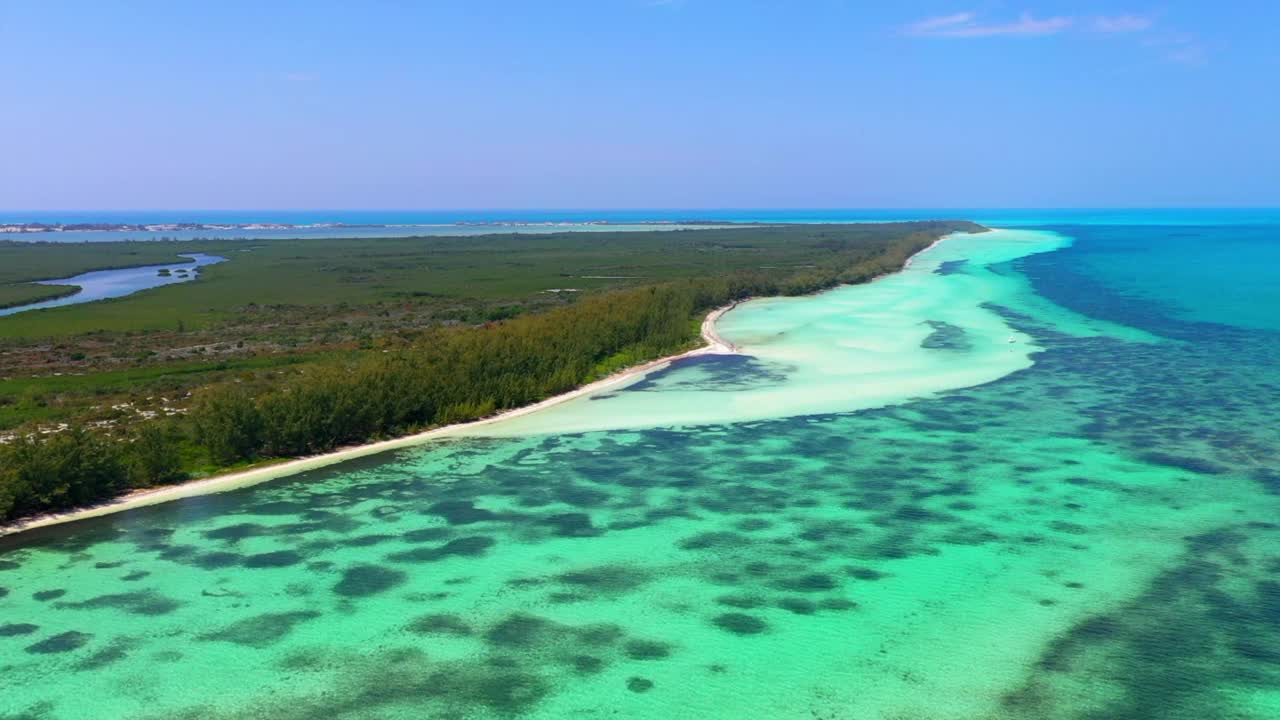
[0,253,226,317]
[2,219,1279,719]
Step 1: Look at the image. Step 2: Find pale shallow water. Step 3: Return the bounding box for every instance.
[2,217,1279,719]
[477,229,1152,436]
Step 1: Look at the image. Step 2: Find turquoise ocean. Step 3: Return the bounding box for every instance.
[2,210,1279,719]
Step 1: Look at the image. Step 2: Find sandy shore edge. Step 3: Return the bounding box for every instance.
[0,304,743,537]
[0,227,977,538]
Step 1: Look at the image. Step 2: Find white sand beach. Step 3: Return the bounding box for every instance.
[0,302,743,538]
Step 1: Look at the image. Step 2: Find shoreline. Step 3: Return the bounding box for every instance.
[0,227,970,539]
[701,302,740,352]
[0,303,743,538]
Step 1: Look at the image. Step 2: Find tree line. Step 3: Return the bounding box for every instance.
[0,225,956,521]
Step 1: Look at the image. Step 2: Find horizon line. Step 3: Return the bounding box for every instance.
[3,206,1279,213]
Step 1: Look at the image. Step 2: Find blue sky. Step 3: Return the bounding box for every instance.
[1,1,1276,209]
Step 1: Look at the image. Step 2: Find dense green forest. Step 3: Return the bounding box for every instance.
[0,221,983,521]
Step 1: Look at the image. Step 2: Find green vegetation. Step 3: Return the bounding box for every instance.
[0,241,190,285]
[0,428,128,518]
[0,353,322,429]
[2,225,966,337]
[0,221,983,521]
[0,283,78,310]
[0,238,190,309]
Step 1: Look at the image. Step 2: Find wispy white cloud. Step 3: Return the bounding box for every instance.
[908,12,976,34]
[903,10,1203,64]
[905,11,1072,38]
[905,11,1164,39]
[1164,45,1205,65]
[1143,32,1207,65]
[1094,14,1154,33]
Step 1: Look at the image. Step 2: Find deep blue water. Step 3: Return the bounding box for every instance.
[1036,223,1280,332]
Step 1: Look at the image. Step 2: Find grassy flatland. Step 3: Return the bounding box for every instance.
[0,241,191,285]
[0,225,963,337]
[0,240,194,311]
[0,353,323,430]
[0,283,79,310]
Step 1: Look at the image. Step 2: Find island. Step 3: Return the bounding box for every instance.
[0,221,984,527]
